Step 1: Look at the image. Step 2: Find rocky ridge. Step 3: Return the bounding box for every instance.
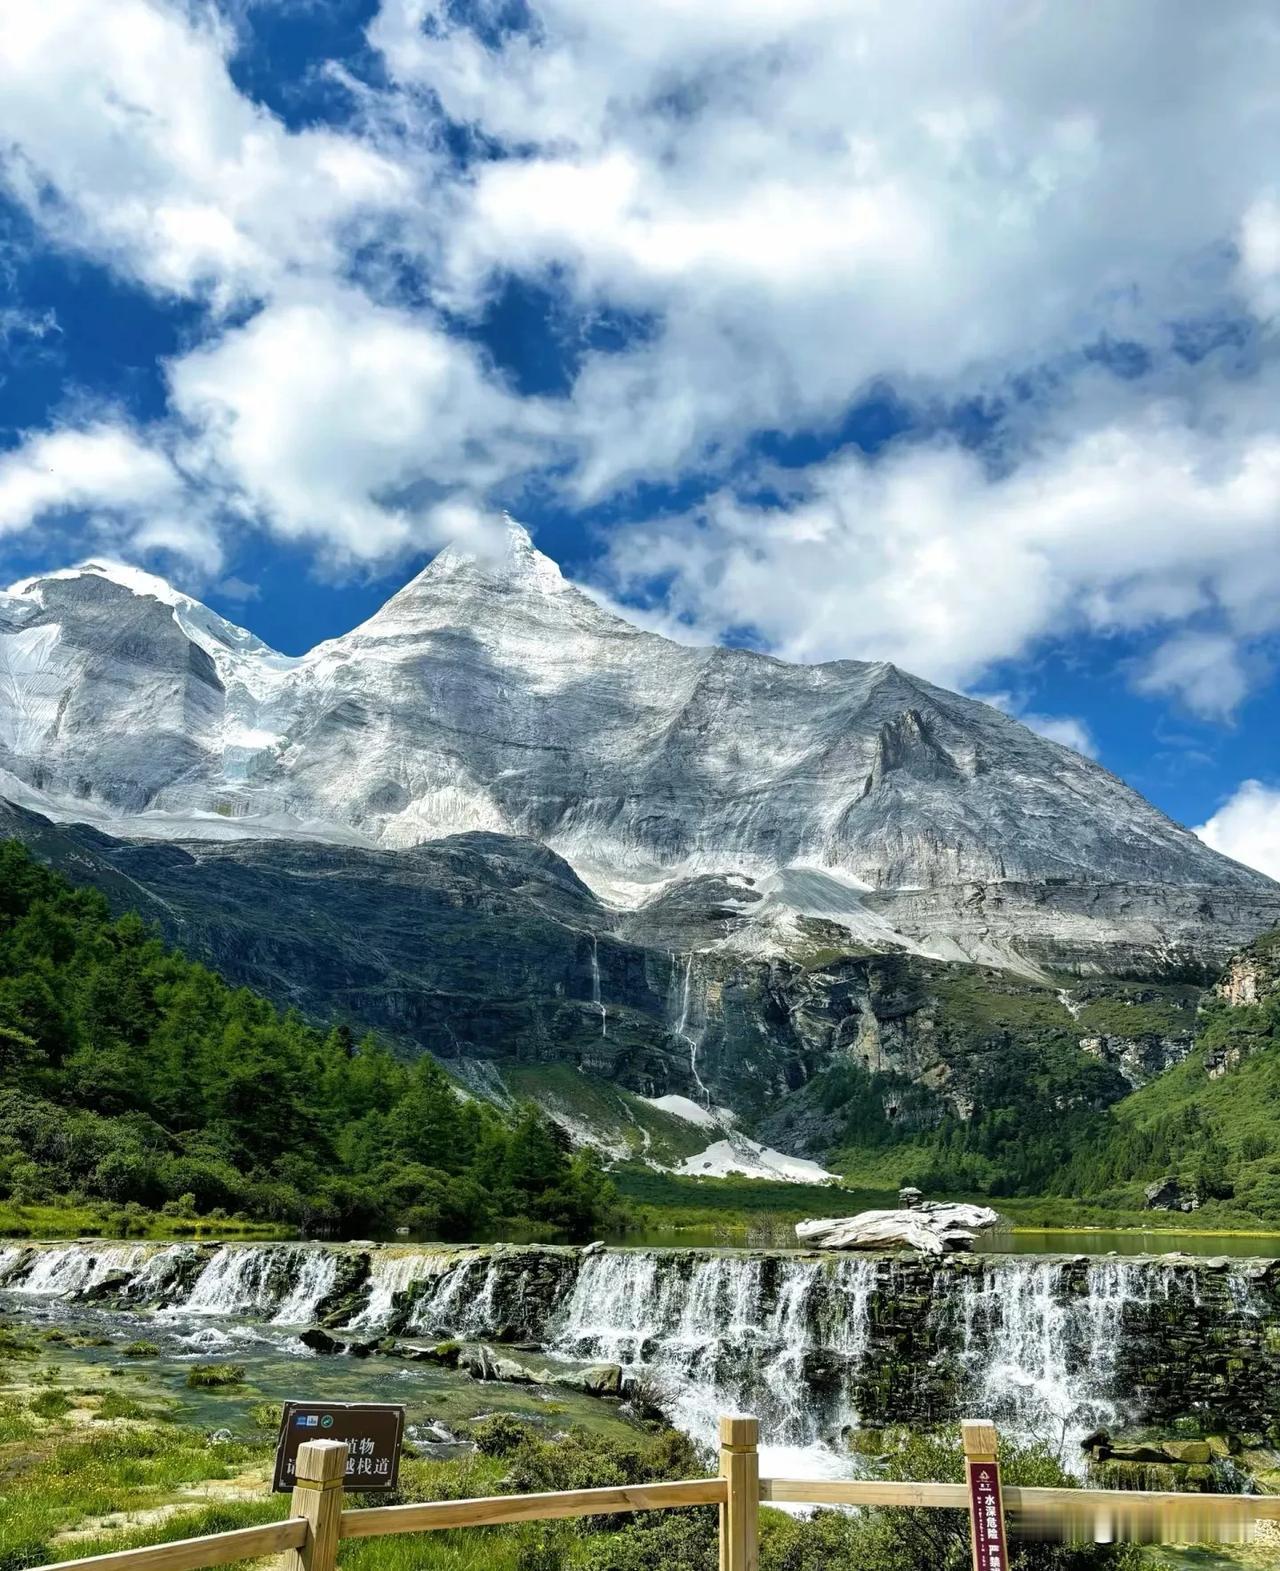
[2,524,1277,980]
[0,797,1228,1135]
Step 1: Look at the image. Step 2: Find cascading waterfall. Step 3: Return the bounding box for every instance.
[346,1251,452,1330]
[120,1243,206,1302]
[1056,988,1083,1020]
[344,1248,547,1341]
[590,937,608,1037]
[955,1258,1176,1463]
[10,1244,149,1297]
[273,1250,341,1325]
[3,1240,1274,1474]
[550,1251,876,1461]
[181,1245,337,1323]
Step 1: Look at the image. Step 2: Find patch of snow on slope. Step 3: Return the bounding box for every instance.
[642,1094,731,1130]
[0,777,376,847]
[675,1137,834,1184]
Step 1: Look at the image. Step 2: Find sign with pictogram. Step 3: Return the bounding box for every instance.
[272,1401,405,1493]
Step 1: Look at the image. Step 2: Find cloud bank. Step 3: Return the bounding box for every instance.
[0,0,1278,745]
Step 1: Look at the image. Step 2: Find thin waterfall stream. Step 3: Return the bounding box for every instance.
[590,936,608,1037]
[672,953,711,1105]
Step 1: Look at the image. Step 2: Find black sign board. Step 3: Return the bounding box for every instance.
[272,1401,406,1493]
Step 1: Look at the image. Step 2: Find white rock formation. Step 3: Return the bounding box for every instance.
[796,1203,1002,1254]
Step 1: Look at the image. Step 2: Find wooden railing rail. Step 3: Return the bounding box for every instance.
[762,1478,1280,1519]
[37,1519,307,1571]
[339,1479,728,1538]
[35,1415,1280,1571]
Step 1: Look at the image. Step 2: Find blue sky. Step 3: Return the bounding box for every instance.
[1,0,1279,874]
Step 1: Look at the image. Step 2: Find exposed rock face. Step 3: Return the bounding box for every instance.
[4,530,1279,1139]
[2,529,1277,977]
[1144,1177,1199,1212]
[1214,935,1280,1008]
[1201,930,1280,1079]
[0,797,1221,1123]
[1079,1032,1193,1088]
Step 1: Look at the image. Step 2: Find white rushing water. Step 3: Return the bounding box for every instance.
[2,1240,1268,1478]
[10,1244,150,1297]
[955,1258,1185,1468]
[549,1251,876,1471]
[346,1250,450,1330]
[180,1245,337,1322]
[672,953,711,1104]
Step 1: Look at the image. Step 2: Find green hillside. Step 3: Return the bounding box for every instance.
[1056,931,1280,1214]
[817,928,1280,1221]
[0,840,618,1239]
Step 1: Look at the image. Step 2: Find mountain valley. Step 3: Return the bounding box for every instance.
[2,525,1279,1198]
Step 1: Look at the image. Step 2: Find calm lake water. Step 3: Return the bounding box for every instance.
[591,1223,1280,1256]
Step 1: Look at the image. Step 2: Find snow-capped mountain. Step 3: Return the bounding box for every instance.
[1,520,1277,970]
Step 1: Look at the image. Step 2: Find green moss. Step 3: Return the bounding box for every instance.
[1072,982,1199,1041]
[184,1363,245,1389]
[94,1391,151,1422]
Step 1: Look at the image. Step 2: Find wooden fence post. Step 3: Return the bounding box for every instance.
[719,1415,759,1571]
[961,1420,1009,1571]
[284,1439,348,1571]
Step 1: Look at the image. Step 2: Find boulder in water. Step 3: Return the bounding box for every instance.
[300,1326,378,1357]
[392,1340,462,1367]
[796,1202,1001,1253]
[457,1344,537,1383]
[82,1270,134,1301]
[555,1363,623,1397]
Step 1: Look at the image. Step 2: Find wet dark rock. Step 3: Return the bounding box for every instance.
[300,1326,378,1357]
[313,1251,373,1329]
[81,1271,133,1301]
[299,1328,343,1355]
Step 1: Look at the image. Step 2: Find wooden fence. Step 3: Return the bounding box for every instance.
[37,1416,1280,1571]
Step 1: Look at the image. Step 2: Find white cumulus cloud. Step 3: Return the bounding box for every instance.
[2,0,1280,741]
[602,404,1280,713]
[374,0,1280,496]
[0,0,412,305]
[1196,781,1280,882]
[168,284,558,566]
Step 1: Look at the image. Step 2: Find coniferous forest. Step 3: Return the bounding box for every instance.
[0,841,620,1237]
[5,833,1280,1231]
